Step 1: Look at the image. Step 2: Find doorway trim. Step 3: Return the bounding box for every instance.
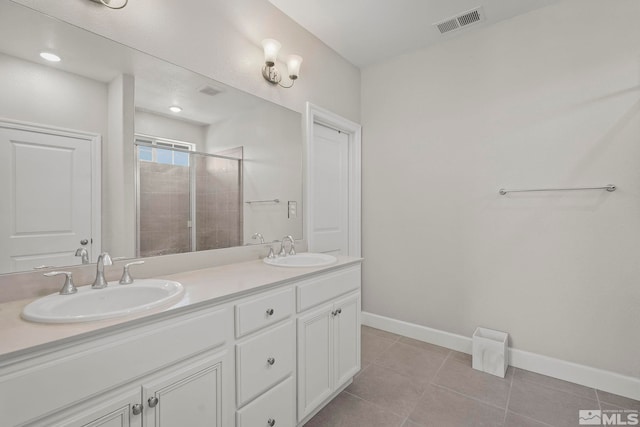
[0,118,102,263]
[304,103,362,257]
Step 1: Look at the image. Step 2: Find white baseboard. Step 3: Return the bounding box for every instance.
[362,311,640,401]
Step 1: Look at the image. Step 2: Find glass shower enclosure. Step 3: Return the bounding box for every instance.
[135,140,242,257]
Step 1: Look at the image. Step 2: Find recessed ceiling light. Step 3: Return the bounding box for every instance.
[39,52,61,62]
[169,106,182,113]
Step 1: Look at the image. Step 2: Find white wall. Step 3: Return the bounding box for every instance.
[11,0,360,123]
[0,53,107,135]
[204,103,303,243]
[361,0,640,378]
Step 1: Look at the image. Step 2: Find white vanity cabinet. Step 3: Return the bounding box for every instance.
[1,306,234,427]
[0,259,362,427]
[53,350,229,427]
[296,266,361,422]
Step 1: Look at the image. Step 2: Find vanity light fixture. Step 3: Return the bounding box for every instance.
[39,52,61,62]
[261,39,303,88]
[89,0,128,9]
[169,106,183,113]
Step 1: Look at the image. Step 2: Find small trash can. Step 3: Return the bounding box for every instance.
[472,327,508,378]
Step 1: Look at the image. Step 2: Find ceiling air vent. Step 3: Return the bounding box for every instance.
[198,85,223,97]
[435,6,485,34]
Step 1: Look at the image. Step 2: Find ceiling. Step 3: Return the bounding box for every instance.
[268,0,562,67]
[0,0,265,126]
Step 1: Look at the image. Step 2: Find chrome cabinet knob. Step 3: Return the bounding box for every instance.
[266,308,275,316]
[268,418,276,426]
[267,357,276,366]
[337,308,342,315]
[132,403,143,415]
[148,396,159,407]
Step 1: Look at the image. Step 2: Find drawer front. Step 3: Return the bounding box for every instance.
[235,287,293,338]
[297,265,361,312]
[236,321,294,407]
[236,377,294,427]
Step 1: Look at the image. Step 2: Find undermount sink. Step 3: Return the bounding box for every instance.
[22,279,185,324]
[263,252,337,268]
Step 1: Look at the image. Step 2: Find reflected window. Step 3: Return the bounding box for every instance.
[135,136,195,166]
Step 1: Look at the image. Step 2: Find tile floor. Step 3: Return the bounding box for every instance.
[305,326,640,427]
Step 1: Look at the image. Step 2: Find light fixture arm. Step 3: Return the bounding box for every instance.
[262,64,297,88]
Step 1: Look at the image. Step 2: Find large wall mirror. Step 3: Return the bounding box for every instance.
[0,0,303,275]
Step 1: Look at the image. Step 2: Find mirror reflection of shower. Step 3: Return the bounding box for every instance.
[135,136,242,257]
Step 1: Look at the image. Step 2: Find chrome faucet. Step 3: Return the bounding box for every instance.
[75,248,89,264]
[251,233,265,244]
[278,235,296,257]
[92,252,113,289]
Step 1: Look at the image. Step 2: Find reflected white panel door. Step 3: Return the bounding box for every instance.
[309,123,349,255]
[0,125,94,273]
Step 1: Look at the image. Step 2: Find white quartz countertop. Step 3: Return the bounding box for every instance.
[0,256,362,361]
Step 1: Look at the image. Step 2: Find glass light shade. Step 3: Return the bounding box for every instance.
[261,39,281,66]
[286,55,303,79]
[40,52,61,62]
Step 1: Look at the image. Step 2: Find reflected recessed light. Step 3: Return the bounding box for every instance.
[40,52,61,62]
[169,105,182,113]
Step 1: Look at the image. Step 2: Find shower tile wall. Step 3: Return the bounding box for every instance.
[195,155,242,251]
[139,162,190,257]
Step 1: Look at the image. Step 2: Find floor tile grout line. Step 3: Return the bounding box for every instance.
[395,349,454,426]
[429,349,452,386]
[506,408,557,427]
[361,326,402,343]
[502,366,516,424]
[432,383,509,412]
[368,345,450,382]
[514,374,600,402]
[342,389,409,421]
[596,388,602,411]
[363,337,398,365]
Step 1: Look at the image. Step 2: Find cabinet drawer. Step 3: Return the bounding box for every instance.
[236,377,294,427]
[297,265,361,312]
[236,321,294,407]
[235,287,293,338]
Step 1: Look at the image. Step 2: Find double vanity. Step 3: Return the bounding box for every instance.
[0,254,362,426]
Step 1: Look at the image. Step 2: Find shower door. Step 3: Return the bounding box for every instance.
[136,141,242,257]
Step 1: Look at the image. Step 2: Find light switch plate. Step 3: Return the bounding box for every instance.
[288,201,297,219]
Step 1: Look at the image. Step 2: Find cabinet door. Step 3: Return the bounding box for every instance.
[333,292,361,388]
[142,351,230,427]
[297,303,334,421]
[48,388,142,427]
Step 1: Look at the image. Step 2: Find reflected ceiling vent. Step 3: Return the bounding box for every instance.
[198,85,223,97]
[435,6,485,34]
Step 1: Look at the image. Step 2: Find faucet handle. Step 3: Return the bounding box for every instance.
[75,248,89,264]
[44,271,77,295]
[267,247,276,259]
[119,261,145,285]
